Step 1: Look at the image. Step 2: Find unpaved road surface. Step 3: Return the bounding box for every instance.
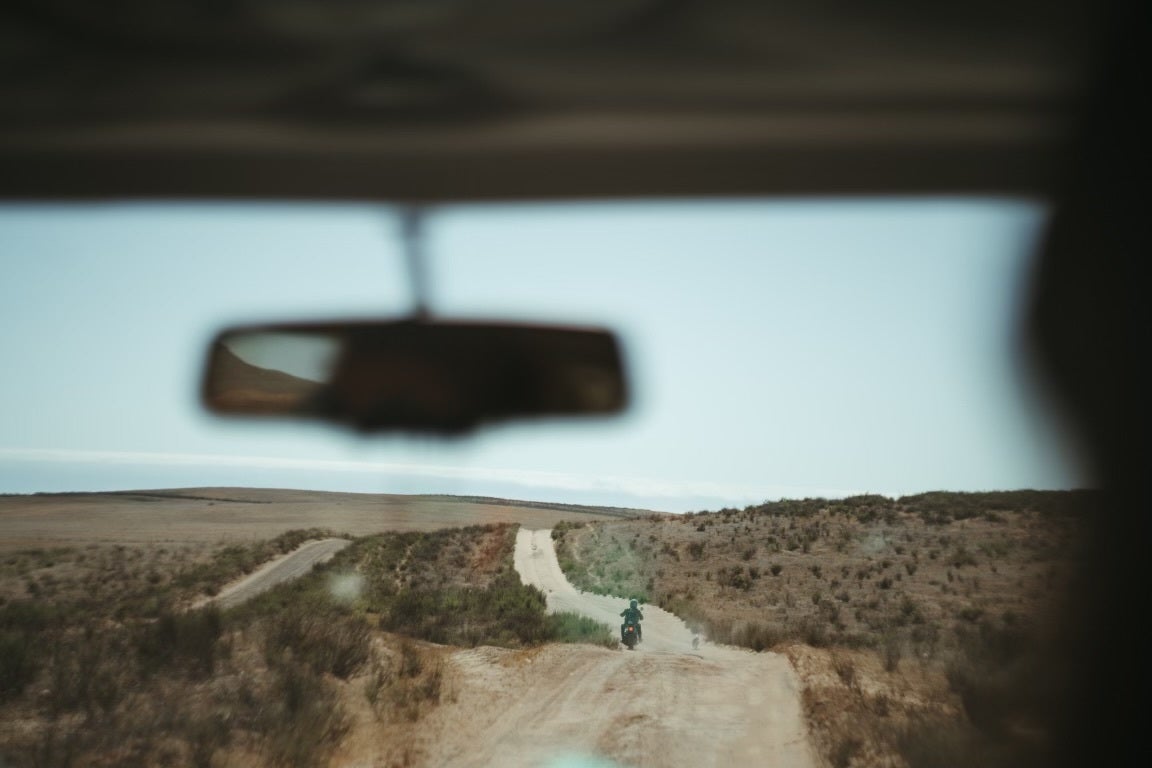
[515,528,701,654]
[199,537,351,610]
[424,529,817,768]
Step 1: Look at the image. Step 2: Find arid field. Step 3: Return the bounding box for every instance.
[0,488,645,551]
[0,488,1089,767]
[552,491,1091,767]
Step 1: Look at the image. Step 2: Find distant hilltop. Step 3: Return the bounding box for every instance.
[414,493,654,518]
[11,487,654,518]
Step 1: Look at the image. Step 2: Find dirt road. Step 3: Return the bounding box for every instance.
[515,528,703,654]
[198,537,351,610]
[423,529,817,768]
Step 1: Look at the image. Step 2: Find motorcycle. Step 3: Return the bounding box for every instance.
[621,619,640,650]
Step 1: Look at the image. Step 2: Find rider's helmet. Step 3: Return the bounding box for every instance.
[630,599,638,609]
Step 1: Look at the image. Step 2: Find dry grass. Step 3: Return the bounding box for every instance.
[554,491,1092,767]
[0,489,644,551]
[0,533,362,768]
[0,516,616,767]
[0,489,1091,766]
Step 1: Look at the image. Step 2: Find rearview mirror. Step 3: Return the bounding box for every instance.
[201,320,628,434]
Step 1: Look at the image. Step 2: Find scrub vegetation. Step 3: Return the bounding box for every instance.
[0,522,610,768]
[553,490,1094,768]
[0,489,1089,767]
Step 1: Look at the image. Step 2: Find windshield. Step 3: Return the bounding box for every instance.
[0,199,1081,504]
[0,199,1087,768]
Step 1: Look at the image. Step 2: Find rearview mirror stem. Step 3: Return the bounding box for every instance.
[399,206,432,320]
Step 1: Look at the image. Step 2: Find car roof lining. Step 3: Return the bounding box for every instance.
[0,0,1096,201]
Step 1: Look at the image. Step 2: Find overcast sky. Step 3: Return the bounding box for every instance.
[0,198,1088,512]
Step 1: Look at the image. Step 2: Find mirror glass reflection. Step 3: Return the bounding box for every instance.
[203,322,628,434]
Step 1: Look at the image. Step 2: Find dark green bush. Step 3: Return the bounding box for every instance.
[265,606,370,679]
[0,630,37,701]
[135,606,224,677]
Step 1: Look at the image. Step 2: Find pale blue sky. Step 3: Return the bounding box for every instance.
[0,198,1086,511]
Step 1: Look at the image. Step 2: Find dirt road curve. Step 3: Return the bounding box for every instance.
[201,538,351,610]
[425,529,817,768]
[515,528,702,654]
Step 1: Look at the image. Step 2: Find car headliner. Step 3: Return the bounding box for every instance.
[0,0,1093,201]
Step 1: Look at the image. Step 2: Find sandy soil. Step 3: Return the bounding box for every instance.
[418,529,818,768]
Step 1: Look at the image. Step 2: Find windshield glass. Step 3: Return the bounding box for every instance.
[0,199,1087,768]
[0,199,1081,505]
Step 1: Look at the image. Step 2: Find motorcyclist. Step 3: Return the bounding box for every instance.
[620,598,643,643]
